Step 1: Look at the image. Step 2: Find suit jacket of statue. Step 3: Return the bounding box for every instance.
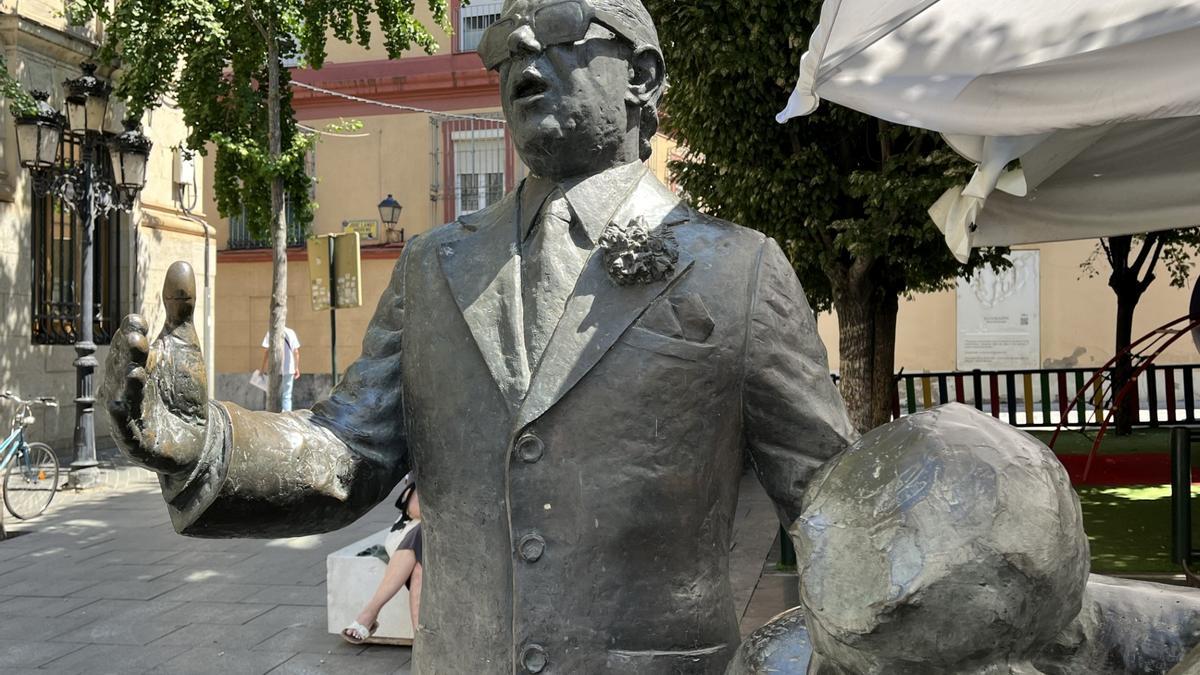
[165,165,857,674]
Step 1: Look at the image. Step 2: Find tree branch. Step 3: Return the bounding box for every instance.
[245,0,269,41]
[1100,237,1114,267]
[1137,237,1167,293]
[1130,233,1159,277]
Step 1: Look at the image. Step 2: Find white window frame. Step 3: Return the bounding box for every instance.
[452,128,506,218]
[459,0,503,52]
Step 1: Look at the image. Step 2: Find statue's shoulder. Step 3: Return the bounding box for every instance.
[672,207,769,263]
[403,192,518,259]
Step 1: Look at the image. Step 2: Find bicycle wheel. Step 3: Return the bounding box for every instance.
[4,442,60,519]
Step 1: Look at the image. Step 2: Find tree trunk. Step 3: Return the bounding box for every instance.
[266,30,287,413]
[1112,287,1139,436]
[835,286,899,434]
[1104,234,1159,437]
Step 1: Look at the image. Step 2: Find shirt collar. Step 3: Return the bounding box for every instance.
[520,161,648,246]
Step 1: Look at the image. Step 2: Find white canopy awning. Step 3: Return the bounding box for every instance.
[779,0,1200,260]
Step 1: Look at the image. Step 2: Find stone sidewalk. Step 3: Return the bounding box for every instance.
[0,462,794,674]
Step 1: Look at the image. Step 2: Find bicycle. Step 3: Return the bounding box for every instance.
[0,392,60,520]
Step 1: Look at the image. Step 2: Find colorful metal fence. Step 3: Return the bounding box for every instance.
[894,365,1200,428]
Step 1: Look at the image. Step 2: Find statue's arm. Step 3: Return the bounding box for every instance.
[107,252,413,539]
[741,237,858,525]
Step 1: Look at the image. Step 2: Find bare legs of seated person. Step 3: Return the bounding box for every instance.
[343,489,422,644]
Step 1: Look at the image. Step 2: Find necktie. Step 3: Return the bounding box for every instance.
[522,191,585,373]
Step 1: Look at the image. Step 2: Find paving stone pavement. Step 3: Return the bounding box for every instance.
[0,460,792,673]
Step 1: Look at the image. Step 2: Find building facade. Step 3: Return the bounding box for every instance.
[0,1,212,452]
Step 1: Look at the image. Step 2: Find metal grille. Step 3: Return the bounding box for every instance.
[227,200,308,250]
[226,145,314,249]
[30,131,124,345]
[432,113,523,224]
[459,0,503,52]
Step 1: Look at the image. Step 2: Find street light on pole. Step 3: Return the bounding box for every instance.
[14,63,151,489]
[378,193,403,244]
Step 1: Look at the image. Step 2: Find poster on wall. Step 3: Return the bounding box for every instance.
[956,251,1040,370]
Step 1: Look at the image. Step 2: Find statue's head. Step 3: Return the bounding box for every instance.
[480,0,665,180]
[794,404,1090,675]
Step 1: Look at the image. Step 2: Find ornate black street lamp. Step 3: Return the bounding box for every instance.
[14,63,151,489]
[378,193,403,244]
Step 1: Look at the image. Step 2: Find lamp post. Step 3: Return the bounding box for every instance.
[14,63,151,489]
[378,193,403,244]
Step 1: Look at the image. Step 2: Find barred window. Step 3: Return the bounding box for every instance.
[453,133,506,218]
[226,144,314,249]
[459,0,503,52]
[30,131,124,345]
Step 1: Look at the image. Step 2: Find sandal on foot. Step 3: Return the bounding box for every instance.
[342,620,379,644]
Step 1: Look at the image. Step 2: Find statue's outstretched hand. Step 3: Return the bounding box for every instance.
[101,261,208,476]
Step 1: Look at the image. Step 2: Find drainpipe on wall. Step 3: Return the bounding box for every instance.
[174,157,216,400]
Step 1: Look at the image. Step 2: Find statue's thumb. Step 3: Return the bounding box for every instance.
[162,261,197,331]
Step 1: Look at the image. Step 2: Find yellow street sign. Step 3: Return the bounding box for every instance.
[307,237,331,312]
[343,219,378,240]
[307,232,363,311]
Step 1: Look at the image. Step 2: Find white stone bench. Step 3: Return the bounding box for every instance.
[326,528,414,645]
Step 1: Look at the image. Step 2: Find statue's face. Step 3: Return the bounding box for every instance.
[489,0,638,179]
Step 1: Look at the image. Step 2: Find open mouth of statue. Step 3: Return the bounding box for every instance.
[513,73,550,102]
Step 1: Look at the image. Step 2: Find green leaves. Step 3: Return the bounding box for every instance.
[69,0,450,240]
[643,0,1009,312]
[0,55,35,117]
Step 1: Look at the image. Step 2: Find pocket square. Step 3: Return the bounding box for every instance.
[670,293,715,343]
[638,299,685,339]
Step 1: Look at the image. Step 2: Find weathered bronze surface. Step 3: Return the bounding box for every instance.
[726,404,1200,675]
[99,1,859,672]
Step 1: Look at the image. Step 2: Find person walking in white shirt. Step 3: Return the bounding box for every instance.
[259,327,301,411]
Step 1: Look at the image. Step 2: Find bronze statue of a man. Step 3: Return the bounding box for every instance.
[101,0,857,672]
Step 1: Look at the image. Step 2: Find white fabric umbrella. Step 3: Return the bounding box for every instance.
[778,0,1200,260]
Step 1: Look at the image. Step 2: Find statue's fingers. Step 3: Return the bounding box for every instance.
[122,313,149,336]
[163,261,197,327]
[103,315,152,451]
[126,329,149,368]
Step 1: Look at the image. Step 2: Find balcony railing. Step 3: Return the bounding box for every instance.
[227,203,307,250]
[459,0,503,52]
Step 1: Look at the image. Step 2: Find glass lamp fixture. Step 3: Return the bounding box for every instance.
[378,193,403,226]
[63,63,111,134]
[14,90,64,170]
[109,119,153,196]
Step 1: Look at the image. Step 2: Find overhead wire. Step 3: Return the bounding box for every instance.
[290,81,505,124]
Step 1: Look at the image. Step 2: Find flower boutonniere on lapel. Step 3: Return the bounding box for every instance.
[598,216,680,286]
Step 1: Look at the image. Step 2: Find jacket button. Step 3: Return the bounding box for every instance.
[521,644,548,673]
[518,533,546,562]
[515,433,544,463]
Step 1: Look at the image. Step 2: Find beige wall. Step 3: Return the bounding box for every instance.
[215,256,396,375]
[321,3,455,64]
[816,239,1199,375]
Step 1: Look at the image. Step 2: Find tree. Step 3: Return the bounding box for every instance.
[69,0,450,410]
[643,0,1009,432]
[0,55,35,117]
[1081,230,1200,435]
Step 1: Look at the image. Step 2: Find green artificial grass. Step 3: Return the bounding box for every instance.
[1027,430,1187,575]
[1077,485,1199,575]
[1029,428,1173,455]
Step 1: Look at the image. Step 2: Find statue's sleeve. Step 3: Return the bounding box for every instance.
[742,237,857,525]
[162,248,413,538]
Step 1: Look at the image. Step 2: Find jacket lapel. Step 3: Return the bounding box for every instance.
[515,174,694,430]
[438,195,531,409]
